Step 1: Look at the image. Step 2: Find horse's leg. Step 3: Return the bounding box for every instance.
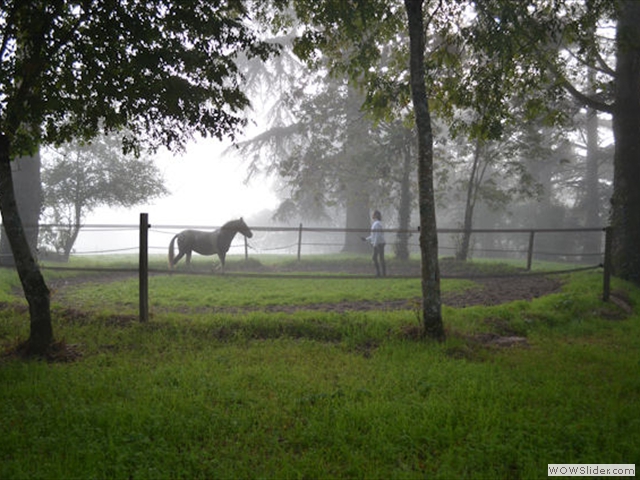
[186,250,192,269]
[172,250,186,267]
[219,252,226,273]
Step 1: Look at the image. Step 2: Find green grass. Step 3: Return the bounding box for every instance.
[52,273,475,315]
[1,260,639,479]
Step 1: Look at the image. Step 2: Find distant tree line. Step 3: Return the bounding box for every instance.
[237,1,615,265]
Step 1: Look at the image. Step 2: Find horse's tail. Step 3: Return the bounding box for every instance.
[168,234,179,269]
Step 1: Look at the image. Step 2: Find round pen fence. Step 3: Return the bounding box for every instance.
[22,223,606,265]
[1,214,612,322]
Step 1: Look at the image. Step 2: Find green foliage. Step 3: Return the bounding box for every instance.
[1,267,638,478]
[0,0,279,156]
[291,0,403,76]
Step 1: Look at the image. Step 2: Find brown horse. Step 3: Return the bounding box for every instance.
[168,218,253,270]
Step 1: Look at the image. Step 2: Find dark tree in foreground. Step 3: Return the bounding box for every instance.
[404,0,445,341]
[0,0,277,355]
[0,152,42,266]
[279,0,444,339]
[610,0,640,283]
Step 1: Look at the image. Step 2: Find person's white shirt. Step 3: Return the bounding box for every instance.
[367,220,385,246]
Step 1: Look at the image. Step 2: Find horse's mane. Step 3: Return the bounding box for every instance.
[221,218,243,230]
[216,218,248,253]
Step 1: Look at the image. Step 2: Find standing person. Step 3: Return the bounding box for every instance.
[366,210,386,277]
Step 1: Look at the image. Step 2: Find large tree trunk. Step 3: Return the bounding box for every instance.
[577,55,602,259]
[0,152,42,266]
[342,183,371,253]
[610,0,640,284]
[0,136,53,354]
[582,103,602,256]
[404,0,445,341]
[342,87,371,254]
[395,139,413,261]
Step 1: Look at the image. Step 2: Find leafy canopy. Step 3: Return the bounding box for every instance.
[0,0,279,157]
[41,135,169,218]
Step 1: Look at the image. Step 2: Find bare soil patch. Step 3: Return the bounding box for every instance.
[188,275,563,315]
[442,275,563,308]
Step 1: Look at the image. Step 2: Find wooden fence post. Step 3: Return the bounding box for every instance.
[244,236,249,261]
[139,213,149,322]
[526,231,535,271]
[602,226,612,302]
[297,223,303,261]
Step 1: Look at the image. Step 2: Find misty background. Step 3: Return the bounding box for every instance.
[24,13,615,264]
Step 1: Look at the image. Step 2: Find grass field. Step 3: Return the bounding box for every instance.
[1,256,639,479]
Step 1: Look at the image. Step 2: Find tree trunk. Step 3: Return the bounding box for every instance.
[456,138,484,262]
[61,201,83,261]
[610,0,640,284]
[62,224,81,261]
[579,57,602,259]
[342,179,371,253]
[342,87,372,254]
[0,152,42,266]
[0,135,53,354]
[404,0,445,341]
[395,140,413,261]
[583,103,602,256]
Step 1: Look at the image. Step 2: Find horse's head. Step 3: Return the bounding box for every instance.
[236,217,253,238]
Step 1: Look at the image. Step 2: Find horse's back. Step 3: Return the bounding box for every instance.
[180,229,217,255]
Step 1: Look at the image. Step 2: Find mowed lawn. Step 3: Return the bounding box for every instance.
[1,260,639,479]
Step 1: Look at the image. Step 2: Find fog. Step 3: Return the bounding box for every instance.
[65,111,613,262]
[50,23,616,264]
[74,138,278,255]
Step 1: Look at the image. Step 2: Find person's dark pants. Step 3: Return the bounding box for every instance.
[373,243,386,276]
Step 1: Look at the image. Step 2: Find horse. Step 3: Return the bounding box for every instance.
[168,218,253,270]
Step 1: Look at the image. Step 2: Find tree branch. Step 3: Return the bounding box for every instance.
[557,73,614,114]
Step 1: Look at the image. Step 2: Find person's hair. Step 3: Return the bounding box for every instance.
[373,210,381,221]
